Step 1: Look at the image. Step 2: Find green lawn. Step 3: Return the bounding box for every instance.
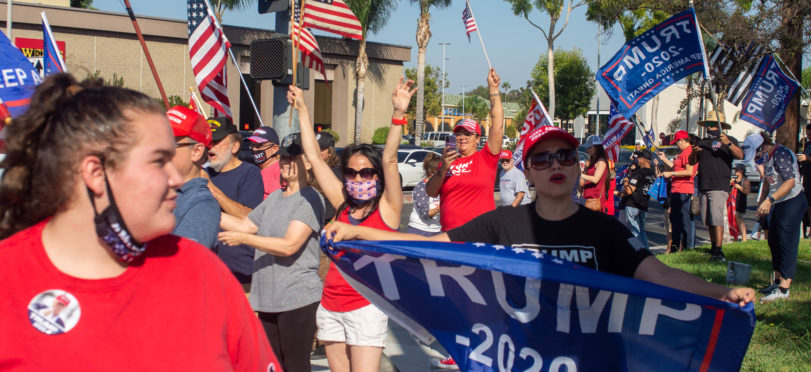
[657,239,811,371]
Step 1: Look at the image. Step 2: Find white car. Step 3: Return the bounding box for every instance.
[398,148,440,187]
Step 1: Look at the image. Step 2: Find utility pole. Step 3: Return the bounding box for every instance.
[6,0,12,39]
[439,42,450,131]
[461,85,466,119]
[595,19,601,137]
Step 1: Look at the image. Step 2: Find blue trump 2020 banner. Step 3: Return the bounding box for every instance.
[0,31,43,117]
[597,8,709,119]
[739,54,800,133]
[323,237,755,372]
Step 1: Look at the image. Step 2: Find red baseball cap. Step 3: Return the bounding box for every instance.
[453,119,481,136]
[673,130,689,142]
[55,294,70,306]
[167,106,212,148]
[521,126,579,162]
[499,150,513,160]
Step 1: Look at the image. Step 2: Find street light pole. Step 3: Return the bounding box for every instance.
[439,42,450,131]
[461,85,466,119]
[595,20,601,137]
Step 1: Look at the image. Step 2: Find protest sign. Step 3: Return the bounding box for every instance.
[0,32,43,117]
[739,54,801,133]
[323,237,755,372]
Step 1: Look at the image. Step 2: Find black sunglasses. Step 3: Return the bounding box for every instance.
[527,149,578,170]
[343,167,377,180]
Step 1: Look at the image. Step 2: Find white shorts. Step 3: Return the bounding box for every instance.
[316,303,388,347]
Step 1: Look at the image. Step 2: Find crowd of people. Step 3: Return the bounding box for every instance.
[8,70,811,371]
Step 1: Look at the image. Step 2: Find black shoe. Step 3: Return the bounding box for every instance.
[710,253,726,263]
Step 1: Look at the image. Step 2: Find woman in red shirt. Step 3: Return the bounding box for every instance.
[580,135,609,212]
[658,130,696,252]
[290,78,415,372]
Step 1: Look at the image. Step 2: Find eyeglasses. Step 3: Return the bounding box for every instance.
[499,159,511,163]
[527,149,578,170]
[250,143,276,151]
[343,167,377,180]
[175,142,196,149]
[455,132,476,137]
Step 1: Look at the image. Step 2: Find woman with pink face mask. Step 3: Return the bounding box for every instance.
[288,78,416,372]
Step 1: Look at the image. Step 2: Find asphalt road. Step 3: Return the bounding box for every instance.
[399,189,765,249]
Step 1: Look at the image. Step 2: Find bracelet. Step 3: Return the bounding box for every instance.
[391,117,407,126]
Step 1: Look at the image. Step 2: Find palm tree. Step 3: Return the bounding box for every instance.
[347,0,398,143]
[210,0,252,23]
[412,0,452,145]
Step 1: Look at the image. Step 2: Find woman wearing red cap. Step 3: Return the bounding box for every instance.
[427,68,504,231]
[324,126,755,308]
[657,130,696,252]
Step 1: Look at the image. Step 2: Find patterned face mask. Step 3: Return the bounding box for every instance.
[345,179,381,205]
[87,172,146,264]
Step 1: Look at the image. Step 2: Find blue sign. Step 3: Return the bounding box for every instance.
[0,31,43,117]
[322,237,755,372]
[739,55,801,133]
[43,19,66,76]
[597,8,709,119]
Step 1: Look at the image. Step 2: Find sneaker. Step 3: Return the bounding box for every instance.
[433,357,459,370]
[759,282,779,294]
[710,253,726,262]
[760,287,789,302]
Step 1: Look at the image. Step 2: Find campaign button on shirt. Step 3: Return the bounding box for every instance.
[27,289,81,335]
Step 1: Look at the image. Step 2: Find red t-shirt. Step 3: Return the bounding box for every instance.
[261,161,282,199]
[321,208,396,312]
[438,144,499,231]
[671,146,695,194]
[583,160,607,199]
[0,221,280,372]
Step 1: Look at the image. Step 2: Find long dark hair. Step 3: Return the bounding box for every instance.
[588,144,608,170]
[0,73,162,239]
[337,143,385,219]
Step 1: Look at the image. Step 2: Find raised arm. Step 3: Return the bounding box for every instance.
[288,86,346,210]
[378,78,417,227]
[485,68,504,155]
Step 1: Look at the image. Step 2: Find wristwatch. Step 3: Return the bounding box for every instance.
[768,196,776,203]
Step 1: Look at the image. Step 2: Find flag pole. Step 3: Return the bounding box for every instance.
[201,0,265,127]
[189,86,207,116]
[41,12,66,72]
[288,0,301,128]
[466,0,491,68]
[122,0,169,109]
[691,2,724,133]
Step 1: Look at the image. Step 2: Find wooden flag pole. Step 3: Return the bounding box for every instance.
[189,87,207,116]
[122,0,169,109]
[288,0,299,127]
[466,0,491,68]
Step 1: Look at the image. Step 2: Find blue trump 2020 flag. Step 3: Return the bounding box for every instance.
[739,54,800,133]
[597,8,710,119]
[322,237,755,372]
[0,31,43,117]
[42,12,67,76]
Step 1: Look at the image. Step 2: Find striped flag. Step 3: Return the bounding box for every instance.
[187,0,231,118]
[462,1,478,42]
[602,103,635,162]
[293,0,327,79]
[302,0,362,40]
[512,89,551,171]
[708,43,764,106]
[41,12,67,75]
[643,128,657,149]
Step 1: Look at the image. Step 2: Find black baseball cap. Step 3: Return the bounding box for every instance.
[634,149,654,161]
[316,131,335,150]
[207,117,238,142]
[278,133,304,157]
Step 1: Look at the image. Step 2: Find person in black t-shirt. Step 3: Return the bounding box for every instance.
[694,112,743,261]
[618,149,656,250]
[797,124,811,237]
[325,126,755,306]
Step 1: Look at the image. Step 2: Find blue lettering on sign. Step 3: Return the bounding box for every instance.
[740,55,800,132]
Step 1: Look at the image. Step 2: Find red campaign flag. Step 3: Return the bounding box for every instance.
[187,0,232,118]
[727,187,740,240]
[462,1,478,42]
[302,0,362,40]
[293,0,327,79]
[0,98,11,125]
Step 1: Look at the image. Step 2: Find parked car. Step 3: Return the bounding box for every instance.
[398,148,441,187]
[422,131,452,147]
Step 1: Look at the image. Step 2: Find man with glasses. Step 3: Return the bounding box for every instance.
[246,126,282,199]
[166,106,220,249]
[498,150,531,207]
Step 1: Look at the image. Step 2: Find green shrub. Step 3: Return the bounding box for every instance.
[372,127,389,144]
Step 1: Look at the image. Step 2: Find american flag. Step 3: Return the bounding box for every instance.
[462,1,478,42]
[293,0,327,79]
[188,0,231,118]
[602,103,635,162]
[302,0,362,40]
[708,43,764,106]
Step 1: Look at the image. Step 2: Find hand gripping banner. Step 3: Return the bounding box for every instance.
[322,236,755,372]
[596,8,709,119]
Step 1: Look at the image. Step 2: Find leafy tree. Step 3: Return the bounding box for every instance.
[89,70,124,87]
[323,128,340,144]
[504,0,586,122]
[372,127,389,144]
[467,85,490,100]
[505,123,518,138]
[531,48,595,126]
[210,0,253,23]
[156,95,189,109]
[412,0,453,145]
[346,0,399,143]
[405,64,445,125]
[70,0,95,9]
[802,66,811,91]
[461,95,489,123]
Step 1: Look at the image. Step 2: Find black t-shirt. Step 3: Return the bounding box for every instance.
[623,167,656,211]
[801,145,811,187]
[696,136,739,192]
[446,204,652,277]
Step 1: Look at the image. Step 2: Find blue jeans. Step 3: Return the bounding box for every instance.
[624,206,649,249]
[670,193,693,249]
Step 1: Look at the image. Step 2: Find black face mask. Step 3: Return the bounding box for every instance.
[87,172,146,264]
[708,128,721,138]
[252,149,268,165]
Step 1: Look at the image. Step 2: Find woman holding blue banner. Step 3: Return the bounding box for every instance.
[326,125,755,307]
